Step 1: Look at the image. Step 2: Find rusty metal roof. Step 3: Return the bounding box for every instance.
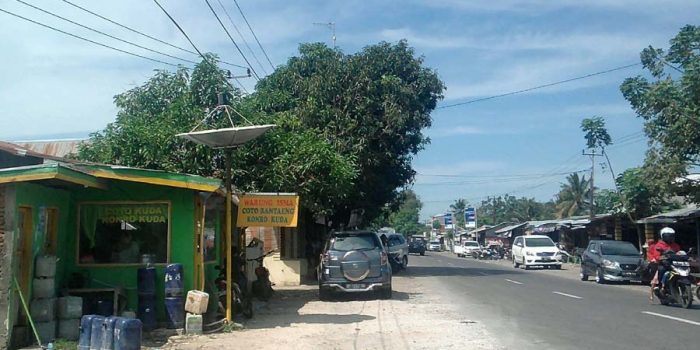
[16,139,86,158]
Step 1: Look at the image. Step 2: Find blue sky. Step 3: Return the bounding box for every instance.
[1,0,698,220]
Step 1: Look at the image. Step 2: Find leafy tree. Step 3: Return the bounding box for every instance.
[78,55,356,216]
[387,189,424,236]
[252,41,445,224]
[581,117,612,151]
[477,195,555,225]
[620,25,700,203]
[450,198,468,228]
[555,173,592,218]
[594,189,621,214]
[432,219,441,230]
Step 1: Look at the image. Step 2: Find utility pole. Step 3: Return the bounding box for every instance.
[313,21,336,48]
[582,150,603,221]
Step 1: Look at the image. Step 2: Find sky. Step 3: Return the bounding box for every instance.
[1,0,698,220]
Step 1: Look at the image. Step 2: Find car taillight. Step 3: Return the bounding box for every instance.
[381,251,388,265]
[321,252,330,265]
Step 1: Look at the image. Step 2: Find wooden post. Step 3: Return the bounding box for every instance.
[614,216,622,241]
[644,223,655,242]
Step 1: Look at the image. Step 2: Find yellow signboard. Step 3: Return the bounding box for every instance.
[236,194,299,227]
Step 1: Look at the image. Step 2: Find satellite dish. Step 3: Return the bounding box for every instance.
[176,124,276,149]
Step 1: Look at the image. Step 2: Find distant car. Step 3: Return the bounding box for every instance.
[428,240,442,252]
[512,235,562,269]
[455,241,481,258]
[318,231,392,300]
[580,240,643,284]
[408,236,427,256]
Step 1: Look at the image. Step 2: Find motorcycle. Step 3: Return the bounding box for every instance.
[654,251,695,309]
[214,263,253,319]
[249,251,275,301]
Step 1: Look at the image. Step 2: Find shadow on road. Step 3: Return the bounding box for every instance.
[403,265,524,278]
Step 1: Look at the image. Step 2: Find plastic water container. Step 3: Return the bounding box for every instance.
[184,290,209,315]
[137,295,157,331]
[185,313,202,335]
[164,263,184,296]
[30,297,56,322]
[137,267,157,295]
[100,316,121,350]
[79,315,100,350]
[114,318,142,350]
[58,318,80,341]
[33,278,55,298]
[164,296,185,329]
[35,255,58,278]
[35,321,56,345]
[58,296,83,319]
[88,315,105,350]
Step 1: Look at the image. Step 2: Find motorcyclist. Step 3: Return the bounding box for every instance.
[654,227,681,291]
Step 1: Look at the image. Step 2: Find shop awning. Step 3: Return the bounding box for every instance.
[80,164,222,193]
[637,205,700,224]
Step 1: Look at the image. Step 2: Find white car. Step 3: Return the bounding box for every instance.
[511,235,562,269]
[455,241,481,258]
[428,241,442,251]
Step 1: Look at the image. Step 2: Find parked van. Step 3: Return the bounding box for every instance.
[511,235,561,269]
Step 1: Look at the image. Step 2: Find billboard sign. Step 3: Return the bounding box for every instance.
[465,207,476,228]
[444,213,452,226]
[237,194,299,227]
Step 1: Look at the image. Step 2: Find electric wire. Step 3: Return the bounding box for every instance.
[438,63,642,109]
[60,0,247,69]
[232,0,275,70]
[0,7,178,67]
[203,0,260,80]
[16,0,200,65]
[151,0,249,93]
[215,0,267,75]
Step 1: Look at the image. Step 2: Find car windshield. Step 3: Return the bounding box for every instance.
[430,241,439,244]
[464,242,479,247]
[525,238,555,247]
[601,243,639,256]
[331,234,379,251]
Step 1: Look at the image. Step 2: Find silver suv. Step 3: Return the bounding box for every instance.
[318,231,392,300]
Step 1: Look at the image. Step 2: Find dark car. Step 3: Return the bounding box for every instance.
[580,240,643,284]
[408,236,426,256]
[318,231,392,300]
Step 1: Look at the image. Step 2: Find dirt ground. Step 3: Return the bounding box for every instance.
[152,269,502,350]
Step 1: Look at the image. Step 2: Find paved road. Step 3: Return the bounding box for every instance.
[404,251,700,350]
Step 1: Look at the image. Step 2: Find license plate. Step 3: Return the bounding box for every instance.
[541,258,551,262]
[347,283,366,290]
[623,272,636,277]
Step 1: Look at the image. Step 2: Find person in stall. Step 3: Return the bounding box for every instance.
[113,231,140,263]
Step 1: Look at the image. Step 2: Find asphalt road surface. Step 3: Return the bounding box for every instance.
[406,251,700,350]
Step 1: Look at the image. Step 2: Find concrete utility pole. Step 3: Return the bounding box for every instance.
[313,21,336,48]
[582,150,603,221]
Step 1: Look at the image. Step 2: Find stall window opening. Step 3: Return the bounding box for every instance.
[78,202,170,265]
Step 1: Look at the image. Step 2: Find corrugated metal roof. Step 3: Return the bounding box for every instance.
[637,205,700,224]
[17,139,86,158]
[494,222,527,234]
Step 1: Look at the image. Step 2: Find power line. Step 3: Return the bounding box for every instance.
[0,7,178,67]
[215,0,267,75]
[417,170,585,179]
[17,0,199,65]
[438,63,642,109]
[203,0,260,80]
[151,0,248,93]
[232,0,275,70]
[60,0,247,69]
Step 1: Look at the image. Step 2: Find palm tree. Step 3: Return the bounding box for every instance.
[450,198,468,227]
[555,173,592,218]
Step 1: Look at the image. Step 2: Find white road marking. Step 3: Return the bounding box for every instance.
[641,311,700,326]
[505,279,523,285]
[447,262,455,266]
[477,272,488,276]
[552,291,582,299]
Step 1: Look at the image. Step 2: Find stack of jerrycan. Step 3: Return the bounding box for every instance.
[79,315,142,350]
[164,264,185,328]
[30,255,58,344]
[57,296,83,340]
[137,267,157,331]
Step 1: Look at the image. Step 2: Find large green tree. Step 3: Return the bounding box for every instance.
[78,56,357,215]
[251,41,445,224]
[387,189,424,237]
[450,198,468,228]
[620,24,700,203]
[477,195,554,225]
